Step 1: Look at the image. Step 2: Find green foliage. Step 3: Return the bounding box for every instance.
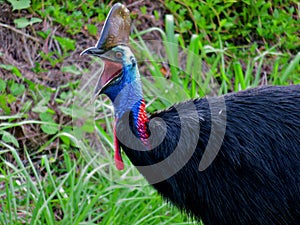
[53,36,75,52]
[0,64,22,78]
[14,17,42,28]
[6,0,109,71]
[0,130,19,147]
[9,81,25,96]
[39,112,59,135]
[86,23,98,36]
[0,79,6,92]
[0,132,192,224]
[7,0,31,10]
[30,0,108,35]
[133,11,299,113]
[1,0,299,224]
[164,0,299,52]
[61,65,81,76]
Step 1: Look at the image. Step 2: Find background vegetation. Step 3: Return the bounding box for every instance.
[0,0,299,224]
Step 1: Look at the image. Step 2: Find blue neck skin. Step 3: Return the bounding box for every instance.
[103,60,144,120]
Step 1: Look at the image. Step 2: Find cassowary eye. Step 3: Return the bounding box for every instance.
[112,75,122,84]
[115,51,123,59]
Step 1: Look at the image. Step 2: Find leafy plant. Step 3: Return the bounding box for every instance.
[7,0,31,10]
[1,1,299,224]
[31,0,108,35]
[164,0,300,52]
[39,112,59,135]
[14,17,42,28]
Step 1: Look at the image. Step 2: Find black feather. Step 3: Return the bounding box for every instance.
[116,85,300,225]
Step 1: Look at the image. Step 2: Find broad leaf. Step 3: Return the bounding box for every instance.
[7,0,31,11]
[14,17,42,28]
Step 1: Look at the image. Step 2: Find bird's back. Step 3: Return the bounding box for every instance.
[119,85,300,225]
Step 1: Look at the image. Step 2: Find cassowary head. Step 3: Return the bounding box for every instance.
[81,3,143,120]
[81,3,146,170]
[84,45,140,102]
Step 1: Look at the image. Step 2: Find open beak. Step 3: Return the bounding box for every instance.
[81,47,123,99]
[80,2,130,100]
[93,58,123,96]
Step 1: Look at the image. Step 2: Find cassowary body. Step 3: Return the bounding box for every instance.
[117,84,300,225]
[81,4,300,225]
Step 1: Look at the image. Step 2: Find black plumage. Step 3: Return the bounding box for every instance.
[116,85,300,225]
[81,4,300,224]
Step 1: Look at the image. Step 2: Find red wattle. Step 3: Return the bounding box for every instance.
[114,149,124,170]
[114,119,124,170]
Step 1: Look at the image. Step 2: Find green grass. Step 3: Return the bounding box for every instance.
[131,14,299,111]
[1,0,300,224]
[0,140,195,224]
[0,78,196,224]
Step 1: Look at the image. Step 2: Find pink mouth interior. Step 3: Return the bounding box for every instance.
[101,60,123,87]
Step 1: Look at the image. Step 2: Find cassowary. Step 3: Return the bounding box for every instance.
[81,3,300,225]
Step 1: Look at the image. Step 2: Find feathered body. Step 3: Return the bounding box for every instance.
[83,44,300,224]
[117,85,300,225]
